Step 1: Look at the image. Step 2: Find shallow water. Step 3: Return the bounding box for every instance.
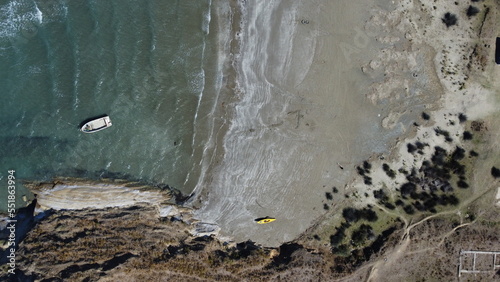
[0,0,218,210]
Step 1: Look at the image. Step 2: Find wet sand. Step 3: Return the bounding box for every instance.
[190,0,424,247]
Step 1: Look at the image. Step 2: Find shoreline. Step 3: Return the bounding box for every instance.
[2,0,500,280]
[188,0,243,209]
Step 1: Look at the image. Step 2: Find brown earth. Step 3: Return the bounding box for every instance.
[1,200,498,281]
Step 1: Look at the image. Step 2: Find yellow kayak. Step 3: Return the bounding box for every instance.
[255,217,276,224]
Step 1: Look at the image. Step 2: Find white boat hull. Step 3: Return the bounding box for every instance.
[81,116,112,133]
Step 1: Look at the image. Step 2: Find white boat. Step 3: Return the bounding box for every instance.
[80,116,112,133]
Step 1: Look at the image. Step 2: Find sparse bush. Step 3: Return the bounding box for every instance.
[383,202,396,210]
[457,180,469,189]
[463,131,473,140]
[330,229,346,246]
[373,189,389,201]
[451,147,465,160]
[466,6,480,17]
[332,244,349,256]
[431,146,447,166]
[415,142,427,150]
[491,167,500,178]
[403,205,415,214]
[400,183,417,197]
[363,161,372,171]
[342,207,377,223]
[413,201,425,212]
[356,166,366,176]
[359,208,378,222]
[407,143,417,153]
[351,224,374,246]
[448,195,459,205]
[434,127,450,138]
[342,208,359,223]
[458,113,467,123]
[423,197,438,210]
[382,163,396,179]
[325,192,333,200]
[421,112,430,120]
[364,176,372,185]
[442,12,458,27]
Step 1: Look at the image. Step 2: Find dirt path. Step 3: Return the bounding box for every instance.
[362,183,497,282]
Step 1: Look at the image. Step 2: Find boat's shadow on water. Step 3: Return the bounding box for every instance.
[77,114,110,129]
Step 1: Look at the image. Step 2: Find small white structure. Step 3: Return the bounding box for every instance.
[458,250,500,277]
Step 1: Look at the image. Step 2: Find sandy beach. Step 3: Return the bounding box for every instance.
[189,0,419,247]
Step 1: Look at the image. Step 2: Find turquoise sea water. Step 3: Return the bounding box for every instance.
[0,0,218,210]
